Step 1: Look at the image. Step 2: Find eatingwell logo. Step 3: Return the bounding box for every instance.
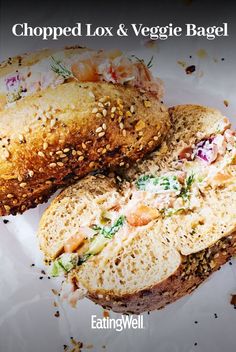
[91,315,144,332]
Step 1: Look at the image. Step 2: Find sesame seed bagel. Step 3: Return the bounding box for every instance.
[38,105,236,313]
[0,82,169,215]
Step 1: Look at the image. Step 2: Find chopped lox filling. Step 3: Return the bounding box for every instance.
[179,129,236,164]
[1,50,162,107]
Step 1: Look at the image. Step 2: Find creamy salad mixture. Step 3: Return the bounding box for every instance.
[1,50,162,109]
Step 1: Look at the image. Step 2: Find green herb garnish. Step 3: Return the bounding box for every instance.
[180,174,195,200]
[136,174,181,193]
[135,174,156,190]
[92,215,126,239]
[50,56,73,79]
[130,55,154,69]
[161,207,186,217]
[146,56,154,69]
[159,175,179,191]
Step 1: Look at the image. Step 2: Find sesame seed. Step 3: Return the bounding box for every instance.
[59,153,67,158]
[43,142,48,150]
[76,150,83,156]
[144,100,151,108]
[105,101,111,107]
[38,151,45,157]
[57,162,64,167]
[78,156,84,161]
[63,148,69,153]
[111,107,116,113]
[4,205,10,211]
[96,112,103,118]
[28,170,34,177]
[96,127,103,133]
[111,113,115,118]
[3,149,10,159]
[97,148,103,153]
[119,123,124,130]
[135,120,146,131]
[106,144,111,150]
[49,163,56,168]
[89,162,95,167]
[18,176,23,182]
[7,194,14,198]
[119,162,125,166]
[92,108,98,114]
[125,111,132,117]
[102,109,107,117]
[72,150,77,156]
[130,105,135,113]
[89,91,95,98]
[102,123,107,130]
[98,102,104,108]
[118,111,123,116]
[153,136,159,141]
[98,131,105,138]
[99,97,107,103]
[122,129,127,137]
[20,182,27,188]
[18,134,24,142]
[102,148,107,154]
[50,119,56,128]
[82,143,87,150]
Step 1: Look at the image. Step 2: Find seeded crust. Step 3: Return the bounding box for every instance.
[0,81,169,216]
[87,232,236,314]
